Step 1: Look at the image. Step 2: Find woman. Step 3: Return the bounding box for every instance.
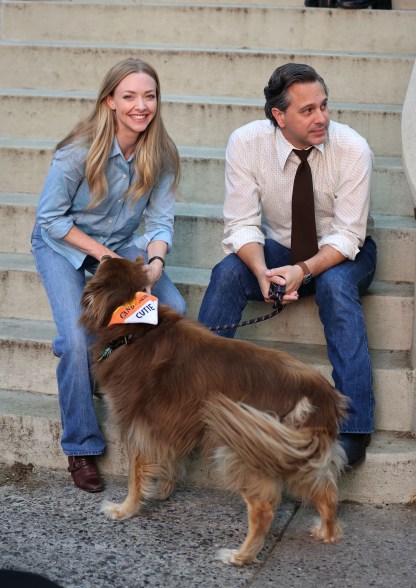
[31,58,186,492]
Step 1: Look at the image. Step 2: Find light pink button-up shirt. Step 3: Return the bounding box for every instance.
[223,119,373,261]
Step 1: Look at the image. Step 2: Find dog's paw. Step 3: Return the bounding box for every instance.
[310,521,342,543]
[214,548,239,565]
[101,500,133,521]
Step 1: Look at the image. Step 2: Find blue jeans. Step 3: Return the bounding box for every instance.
[31,223,186,456]
[198,237,377,433]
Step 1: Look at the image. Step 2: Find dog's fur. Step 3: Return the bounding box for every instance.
[80,256,348,565]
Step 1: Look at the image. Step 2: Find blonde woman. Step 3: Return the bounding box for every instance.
[31,58,185,492]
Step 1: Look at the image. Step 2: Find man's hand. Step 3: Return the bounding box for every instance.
[260,269,300,305]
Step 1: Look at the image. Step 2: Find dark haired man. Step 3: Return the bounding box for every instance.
[198,63,377,468]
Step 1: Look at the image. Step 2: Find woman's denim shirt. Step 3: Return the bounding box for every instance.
[36,138,175,269]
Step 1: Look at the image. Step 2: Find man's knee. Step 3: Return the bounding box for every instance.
[210,255,244,288]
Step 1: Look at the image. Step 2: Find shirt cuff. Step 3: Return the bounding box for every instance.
[42,217,74,240]
[319,234,361,260]
[222,227,265,254]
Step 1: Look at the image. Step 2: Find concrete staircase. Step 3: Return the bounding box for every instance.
[1,0,416,503]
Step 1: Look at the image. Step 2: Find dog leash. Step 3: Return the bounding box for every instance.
[208,281,286,332]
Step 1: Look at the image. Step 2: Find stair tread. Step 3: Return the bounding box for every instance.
[3,195,414,227]
[0,138,405,169]
[0,316,412,370]
[0,87,404,112]
[1,39,414,59]
[0,252,413,291]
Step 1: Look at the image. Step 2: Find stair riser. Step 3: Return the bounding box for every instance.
[0,339,413,433]
[0,146,412,215]
[4,205,413,283]
[0,339,58,395]
[0,45,413,104]
[2,411,415,504]
[0,268,412,351]
[170,218,416,283]
[3,4,416,54]
[0,94,402,157]
[3,409,415,504]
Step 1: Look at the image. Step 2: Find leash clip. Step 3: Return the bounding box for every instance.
[268,275,286,310]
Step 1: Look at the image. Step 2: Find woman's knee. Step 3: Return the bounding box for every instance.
[53,326,90,360]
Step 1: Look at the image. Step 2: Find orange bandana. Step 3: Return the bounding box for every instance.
[108,292,159,326]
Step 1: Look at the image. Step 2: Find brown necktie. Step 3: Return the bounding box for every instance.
[290,148,318,264]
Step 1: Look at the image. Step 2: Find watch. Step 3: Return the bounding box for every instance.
[296,261,313,285]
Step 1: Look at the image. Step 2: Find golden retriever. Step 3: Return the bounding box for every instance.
[79,256,347,565]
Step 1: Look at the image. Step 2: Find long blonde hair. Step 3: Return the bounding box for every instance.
[56,58,180,207]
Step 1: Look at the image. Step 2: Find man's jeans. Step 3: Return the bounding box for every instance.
[31,223,186,456]
[198,237,377,433]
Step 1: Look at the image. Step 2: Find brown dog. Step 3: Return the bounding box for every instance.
[80,256,347,565]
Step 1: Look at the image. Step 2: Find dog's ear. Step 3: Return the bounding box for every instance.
[79,276,112,334]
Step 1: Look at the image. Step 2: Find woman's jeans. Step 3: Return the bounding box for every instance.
[31,223,186,456]
[198,236,377,433]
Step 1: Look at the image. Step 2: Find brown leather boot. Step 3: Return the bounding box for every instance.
[68,456,103,492]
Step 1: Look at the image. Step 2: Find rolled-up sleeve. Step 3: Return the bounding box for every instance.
[319,139,372,260]
[36,148,86,240]
[222,130,265,254]
[141,172,175,251]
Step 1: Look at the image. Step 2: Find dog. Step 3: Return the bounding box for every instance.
[79,256,347,565]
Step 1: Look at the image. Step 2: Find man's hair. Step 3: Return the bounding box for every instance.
[264,63,328,127]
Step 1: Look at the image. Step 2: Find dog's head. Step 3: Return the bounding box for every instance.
[80,256,149,334]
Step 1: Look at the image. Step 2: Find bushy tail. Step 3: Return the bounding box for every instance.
[203,394,340,480]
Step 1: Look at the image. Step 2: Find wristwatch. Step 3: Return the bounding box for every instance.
[296,261,313,285]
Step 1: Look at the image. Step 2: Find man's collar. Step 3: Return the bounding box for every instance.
[275,126,326,169]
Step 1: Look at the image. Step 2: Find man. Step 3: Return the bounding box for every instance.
[198,63,377,468]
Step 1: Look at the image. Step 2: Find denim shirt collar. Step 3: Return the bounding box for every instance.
[109,136,135,163]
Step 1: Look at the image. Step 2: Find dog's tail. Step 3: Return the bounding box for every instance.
[203,394,344,484]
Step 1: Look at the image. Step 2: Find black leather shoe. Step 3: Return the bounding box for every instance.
[336,0,391,8]
[305,0,336,5]
[339,433,371,469]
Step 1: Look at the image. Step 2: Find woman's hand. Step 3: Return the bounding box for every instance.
[143,257,164,293]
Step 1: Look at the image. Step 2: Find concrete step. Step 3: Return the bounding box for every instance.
[3,2,415,55]
[0,89,403,157]
[0,42,413,104]
[1,195,414,282]
[0,388,415,504]
[0,253,413,350]
[0,139,413,215]
[0,318,413,431]
[171,207,416,283]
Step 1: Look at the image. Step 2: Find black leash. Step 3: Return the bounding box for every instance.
[97,326,155,363]
[97,281,286,355]
[208,280,286,332]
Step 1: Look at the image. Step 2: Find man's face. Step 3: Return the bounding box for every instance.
[271,81,330,149]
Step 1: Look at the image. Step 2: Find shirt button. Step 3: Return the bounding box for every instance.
[122,174,127,179]
[118,199,122,203]
[108,219,112,224]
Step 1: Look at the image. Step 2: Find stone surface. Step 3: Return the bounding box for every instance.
[0,463,415,588]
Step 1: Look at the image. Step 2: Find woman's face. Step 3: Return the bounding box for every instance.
[106,72,158,143]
